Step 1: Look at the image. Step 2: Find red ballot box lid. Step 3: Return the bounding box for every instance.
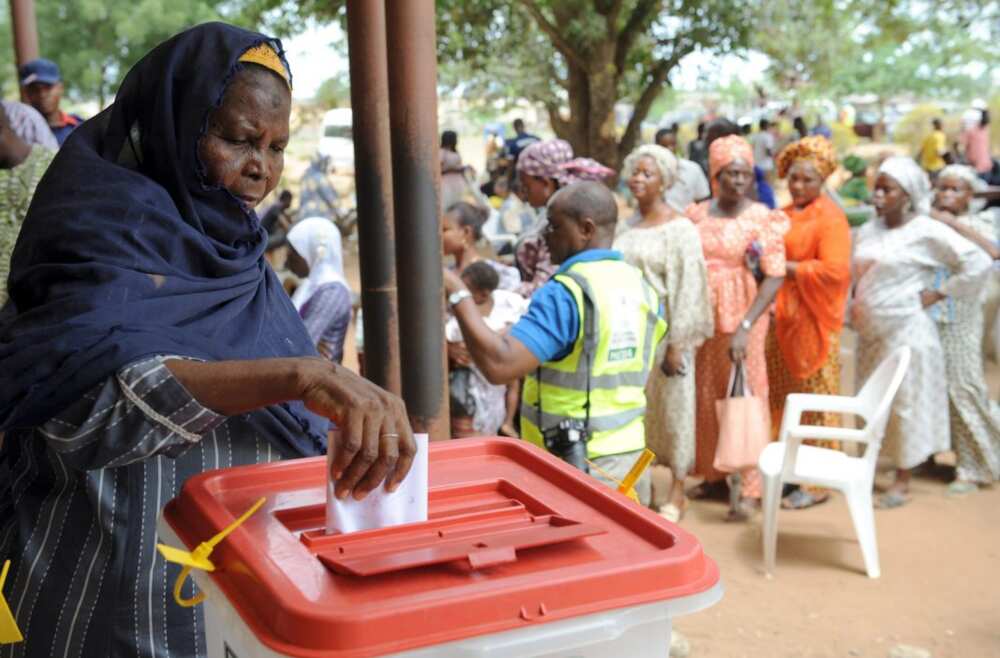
[161,437,720,657]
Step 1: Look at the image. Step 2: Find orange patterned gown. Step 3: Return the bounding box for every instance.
[766,194,851,442]
[687,201,789,497]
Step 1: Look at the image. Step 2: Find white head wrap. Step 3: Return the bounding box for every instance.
[287,216,347,310]
[622,144,679,195]
[877,156,932,215]
[936,164,988,214]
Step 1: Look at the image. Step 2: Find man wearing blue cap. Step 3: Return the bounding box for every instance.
[19,58,84,146]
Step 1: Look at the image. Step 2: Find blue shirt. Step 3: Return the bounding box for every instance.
[505,132,540,161]
[50,111,84,146]
[510,249,623,363]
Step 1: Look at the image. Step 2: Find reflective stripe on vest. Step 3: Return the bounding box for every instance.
[521,258,667,459]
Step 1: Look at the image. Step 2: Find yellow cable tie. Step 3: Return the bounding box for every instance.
[585,448,655,503]
[0,560,24,644]
[156,497,266,608]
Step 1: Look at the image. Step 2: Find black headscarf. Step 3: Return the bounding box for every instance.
[0,22,326,456]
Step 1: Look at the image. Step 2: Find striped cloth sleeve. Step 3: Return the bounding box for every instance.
[39,355,226,470]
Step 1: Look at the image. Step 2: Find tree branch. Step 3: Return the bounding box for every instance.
[614,0,659,73]
[516,0,589,71]
[618,49,687,161]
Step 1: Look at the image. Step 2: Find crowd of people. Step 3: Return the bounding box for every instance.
[0,21,997,657]
[441,112,1000,522]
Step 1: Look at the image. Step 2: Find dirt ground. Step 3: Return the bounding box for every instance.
[674,466,1000,658]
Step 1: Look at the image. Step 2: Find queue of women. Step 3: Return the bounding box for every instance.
[445,122,999,522]
[0,20,997,657]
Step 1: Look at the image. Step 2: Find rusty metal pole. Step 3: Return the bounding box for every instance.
[384,0,450,440]
[10,0,39,100]
[346,0,402,397]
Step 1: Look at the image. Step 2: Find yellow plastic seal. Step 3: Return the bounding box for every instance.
[586,448,655,503]
[0,560,24,644]
[156,497,266,608]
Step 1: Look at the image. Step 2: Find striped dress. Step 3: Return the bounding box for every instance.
[0,357,293,658]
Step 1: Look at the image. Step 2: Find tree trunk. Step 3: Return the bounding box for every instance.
[562,46,620,169]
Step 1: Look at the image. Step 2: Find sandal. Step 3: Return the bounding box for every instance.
[658,498,689,523]
[947,480,978,496]
[781,488,830,510]
[725,497,759,522]
[875,490,910,509]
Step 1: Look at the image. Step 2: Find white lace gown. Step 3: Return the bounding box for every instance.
[614,218,714,475]
[851,215,993,469]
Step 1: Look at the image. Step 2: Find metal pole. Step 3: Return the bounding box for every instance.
[10,0,39,101]
[346,0,402,397]
[384,0,450,440]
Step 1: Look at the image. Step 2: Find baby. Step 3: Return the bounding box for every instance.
[446,261,529,437]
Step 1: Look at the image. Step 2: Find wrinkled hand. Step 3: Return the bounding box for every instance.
[447,341,472,367]
[443,268,465,296]
[920,288,945,309]
[296,358,416,501]
[660,344,687,377]
[729,327,750,363]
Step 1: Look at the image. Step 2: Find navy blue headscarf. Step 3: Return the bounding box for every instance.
[0,22,326,456]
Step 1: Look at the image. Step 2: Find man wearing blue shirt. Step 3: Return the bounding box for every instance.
[503,118,539,165]
[444,182,666,503]
[18,59,84,147]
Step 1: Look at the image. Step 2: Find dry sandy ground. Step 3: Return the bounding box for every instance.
[674,471,1000,658]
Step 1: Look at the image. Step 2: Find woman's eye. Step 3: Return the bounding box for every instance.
[270,144,285,154]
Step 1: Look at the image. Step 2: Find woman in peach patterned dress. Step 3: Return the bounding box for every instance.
[687,135,789,521]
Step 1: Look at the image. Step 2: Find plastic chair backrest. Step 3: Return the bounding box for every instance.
[854,346,911,462]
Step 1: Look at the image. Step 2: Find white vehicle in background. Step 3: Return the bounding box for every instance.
[318,108,355,173]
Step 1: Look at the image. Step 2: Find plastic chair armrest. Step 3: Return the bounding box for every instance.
[786,425,869,444]
[784,393,867,418]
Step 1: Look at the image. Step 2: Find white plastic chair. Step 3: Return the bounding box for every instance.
[759,346,911,579]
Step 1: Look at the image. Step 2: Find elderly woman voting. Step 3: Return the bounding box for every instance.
[0,24,414,657]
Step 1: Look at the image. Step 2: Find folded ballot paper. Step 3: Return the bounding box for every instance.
[326,433,428,534]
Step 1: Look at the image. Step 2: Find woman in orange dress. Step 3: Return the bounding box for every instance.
[688,135,789,521]
[765,137,852,509]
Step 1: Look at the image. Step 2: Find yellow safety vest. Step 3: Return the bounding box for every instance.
[521,258,667,458]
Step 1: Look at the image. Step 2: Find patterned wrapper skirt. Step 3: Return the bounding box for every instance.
[766,325,843,449]
[938,305,1000,484]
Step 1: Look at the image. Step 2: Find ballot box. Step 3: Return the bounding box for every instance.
[157,437,722,657]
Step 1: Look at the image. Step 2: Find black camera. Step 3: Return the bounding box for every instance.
[542,419,590,472]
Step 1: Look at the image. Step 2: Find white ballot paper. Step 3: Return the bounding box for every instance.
[326,433,429,534]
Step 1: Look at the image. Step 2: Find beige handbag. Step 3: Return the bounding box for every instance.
[713,361,770,473]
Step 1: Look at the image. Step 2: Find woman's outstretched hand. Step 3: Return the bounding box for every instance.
[296,359,417,501]
[164,357,417,502]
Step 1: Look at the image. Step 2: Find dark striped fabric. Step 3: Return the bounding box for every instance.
[0,357,289,657]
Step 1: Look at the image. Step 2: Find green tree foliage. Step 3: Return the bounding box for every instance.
[754,0,1000,101]
[246,0,753,168]
[315,74,351,109]
[1,0,261,106]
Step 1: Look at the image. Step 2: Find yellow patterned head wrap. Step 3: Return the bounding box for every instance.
[238,43,291,89]
[776,136,838,180]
